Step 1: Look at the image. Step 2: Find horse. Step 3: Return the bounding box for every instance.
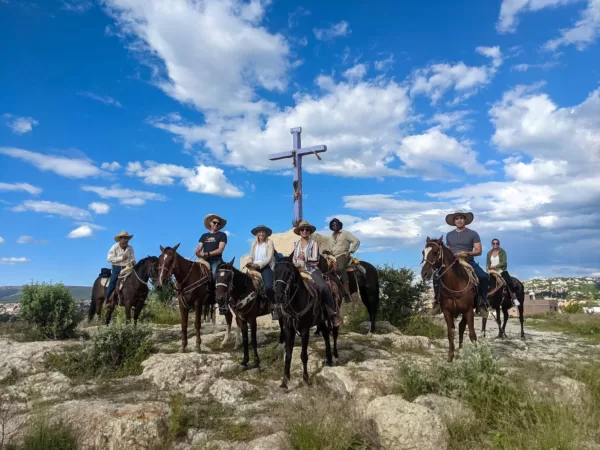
[273,256,341,390]
[482,273,525,339]
[92,256,159,326]
[421,236,478,362]
[157,244,235,352]
[322,253,380,333]
[214,258,285,370]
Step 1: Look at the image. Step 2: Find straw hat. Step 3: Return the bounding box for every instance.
[293,220,316,235]
[251,225,272,236]
[114,230,133,242]
[204,214,227,231]
[445,210,474,226]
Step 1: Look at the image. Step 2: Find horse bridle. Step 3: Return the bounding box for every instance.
[423,241,473,296]
[159,250,209,297]
[215,267,234,304]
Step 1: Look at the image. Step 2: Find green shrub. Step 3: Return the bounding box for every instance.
[400,314,445,339]
[150,283,176,305]
[376,265,428,328]
[563,302,584,314]
[19,282,81,339]
[140,300,180,325]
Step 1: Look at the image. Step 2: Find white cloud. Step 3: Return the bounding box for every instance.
[2,114,39,134]
[343,63,368,82]
[313,20,351,41]
[0,147,101,178]
[0,257,30,265]
[79,91,123,108]
[17,235,48,244]
[0,182,42,195]
[67,225,93,239]
[410,46,503,104]
[62,0,93,13]
[88,202,110,214]
[288,6,310,28]
[497,0,577,33]
[104,0,290,116]
[12,200,92,220]
[126,160,244,197]
[75,222,105,230]
[374,54,394,72]
[101,161,122,171]
[544,0,600,50]
[81,184,167,205]
[428,110,472,132]
[511,62,560,71]
[0,237,4,245]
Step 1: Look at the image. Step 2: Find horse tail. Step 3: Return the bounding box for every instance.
[88,278,99,322]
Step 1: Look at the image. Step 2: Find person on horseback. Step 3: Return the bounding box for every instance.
[196,214,228,313]
[431,211,488,315]
[292,220,341,327]
[246,224,276,312]
[486,238,520,306]
[328,218,360,303]
[105,230,136,303]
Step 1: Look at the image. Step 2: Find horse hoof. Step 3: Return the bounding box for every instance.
[179,348,186,353]
[239,363,248,371]
[279,381,289,390]
[325,360,334,367]
[250,364,261,372]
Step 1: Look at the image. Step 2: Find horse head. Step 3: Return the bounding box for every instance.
[421,236,444,280]
[215,257,236,306]
[273,256,298,306]
[137,256,160,285]
[158,243,180,286]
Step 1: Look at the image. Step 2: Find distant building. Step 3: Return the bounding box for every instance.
[523,298,559,316]
[529,291,535,301]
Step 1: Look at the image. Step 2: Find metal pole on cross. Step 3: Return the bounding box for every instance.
[268,127,327,227]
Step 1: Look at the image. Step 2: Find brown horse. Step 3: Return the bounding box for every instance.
[482,273,526,339]
[421,237,478,362]
[88,256,159,325]
[157,244,235,352]
[214,258,284,370]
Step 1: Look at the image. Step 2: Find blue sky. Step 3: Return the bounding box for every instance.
[1,0,599,286]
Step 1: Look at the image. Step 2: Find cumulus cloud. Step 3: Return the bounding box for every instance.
[343,63,368,82]
[101,161,122,171]
[81,184,166,206]
[0,147,101,178]
[67,225,94,238]
[88,202,110,214]
[12,200,92,220]
[497,0,577,33]
[2,114,39,134]
[313,20,351,41]
[17,235,48,244]
[0,257,30,265]
[0,182,42,195]
[126,161,244,197]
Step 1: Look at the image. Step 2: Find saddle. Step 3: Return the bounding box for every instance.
[196,259,211,273]
[455,257,479,288]
[487,269,505,296]
[241,267,267,297]
[99,268,111,288]
[297,268,341,311]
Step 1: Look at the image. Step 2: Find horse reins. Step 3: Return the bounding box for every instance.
[424,242,475,298]
[159,251,210,309]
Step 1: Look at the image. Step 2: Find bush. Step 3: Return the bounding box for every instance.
[563,302,584,314]
[376,264,428,326]
[7,413,78,450]
[150,283,176,305]
[140,300,180,325]
[19,282,81,339]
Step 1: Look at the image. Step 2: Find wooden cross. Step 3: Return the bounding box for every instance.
[269,127,327,227]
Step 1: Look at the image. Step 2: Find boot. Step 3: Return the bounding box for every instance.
[476,293,488,318]
[430,300,441,315]
[509,290,520,306]
[342,282,352,303]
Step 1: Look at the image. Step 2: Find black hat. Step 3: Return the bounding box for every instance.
[251,225,273,236]
[329,218,343,230]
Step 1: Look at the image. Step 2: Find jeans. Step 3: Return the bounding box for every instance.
[209,259,221,281]
[105,265,123,301]
[260,266,273,290]
[468,260,489,303]
[501,270,515,291]
[310,269,335,313]
[335,254,350,283]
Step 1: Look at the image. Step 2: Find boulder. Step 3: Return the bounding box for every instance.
[0,339,71,383]
[413,394,475,424]
[551,376,590,406]
[211,379,257,404]
[244,431,291,450]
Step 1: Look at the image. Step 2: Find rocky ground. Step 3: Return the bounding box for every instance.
[1,311,599,450]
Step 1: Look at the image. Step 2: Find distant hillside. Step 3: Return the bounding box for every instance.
[523,277,600,301]
[0,285,93,303]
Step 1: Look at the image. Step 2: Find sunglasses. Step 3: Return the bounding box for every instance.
[299,228,311,232]
[211,221,220,225]
[492,242,500,245]
[454,217,466,221]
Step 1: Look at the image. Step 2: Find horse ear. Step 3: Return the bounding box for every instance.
[426,236,430,242]
[229,257,235,266]
[438,235,443,242]
[288,251,294,259]
[160,245,165,252]
[173,243,180,252]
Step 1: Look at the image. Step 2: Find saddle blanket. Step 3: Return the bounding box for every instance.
[100,277,110,288]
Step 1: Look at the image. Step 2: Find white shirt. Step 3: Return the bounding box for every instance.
[253,242,267,264]
[107,243,136,267]
[490,254,500,267]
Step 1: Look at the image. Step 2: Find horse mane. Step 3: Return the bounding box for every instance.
[440,244,470,283]
[135,255,158,268]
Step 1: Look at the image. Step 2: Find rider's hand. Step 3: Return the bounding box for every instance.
[252,264,260,270]
[298,253,305,260]
[346,252,351,258]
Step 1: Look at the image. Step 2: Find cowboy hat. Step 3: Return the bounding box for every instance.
[204,214,227,231]
[445,210,474,226]
[293,220,316,235]
[114,230,133,242]
[251,225,272,236]
[329,218,343,230]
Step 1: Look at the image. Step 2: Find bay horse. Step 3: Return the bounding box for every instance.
[214,258,285,370]
[157,244,234,352]
[421,236,478,362]
[273,256,341,390]
[322,253,380,333]
[482,273,525,339]
[89,256,159,325]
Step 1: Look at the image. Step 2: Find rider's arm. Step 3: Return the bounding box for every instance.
[257,240,274,269]
[348,232,360,254]
[107,244,122,264]
[470,242,482,257]
[128,246,136,264]
[195,241,204,257]
[307,240,320,265]
[208,241,226,258]
[497,249,507,271]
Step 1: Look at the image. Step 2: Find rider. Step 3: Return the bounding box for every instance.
[486,238,520,306]
[195,214,228,314]
[106,230,136,303]
[292,220,341,327]
[328,218,360,302]
[432,210,488,315]
[246,224,276,311]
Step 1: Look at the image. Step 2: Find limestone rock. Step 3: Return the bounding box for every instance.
[6,372,90,403]
[366,395,448,450]
[317,366,357,398]
[243,431,291,450]
[551,376,590,406]
[413,394,475,424]
[359,321,398,334]
[0,339,71,383]
[211,378,257,404]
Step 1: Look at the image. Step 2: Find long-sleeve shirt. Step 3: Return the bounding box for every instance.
[329,230,360,257]
[486,248,507,271]
[107,243,136,267]
[247,239,275,270]
[292,239,320,273]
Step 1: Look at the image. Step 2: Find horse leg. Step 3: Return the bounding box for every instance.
[280,324,294,390]
[179,298,188,353]
[458,315,467,349]
[467,307,477,343]
[133,301,142,326]
[220,310,232,348]
[519,303,525,340]
[314,323,321,336]
[321,323,333,367]
[481,315,487,338]
[301,327,311,384]
[502,307,509,338]
[275,317,285,353]
[105,295,115,326]
[250,318,260,370]
[240,319,249,369]
[443,308,455,362]
[495,306,503,338]
[125,304,132,325]
[194,299,202,351]
[332,324,339,360]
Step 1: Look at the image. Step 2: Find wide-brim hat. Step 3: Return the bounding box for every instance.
[251,225,272,236]
[114,230,133,242]
[204,214,227,231]
[445,210,474,226]
[293,220,316,235]
[329,218,343,230]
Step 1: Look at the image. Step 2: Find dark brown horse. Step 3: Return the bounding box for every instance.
[273,257,341,390]
[482,273,526,339]
[421,237,478,362]
[88,256,159,325]
[215,258,284,370]
[157,244,234,352]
